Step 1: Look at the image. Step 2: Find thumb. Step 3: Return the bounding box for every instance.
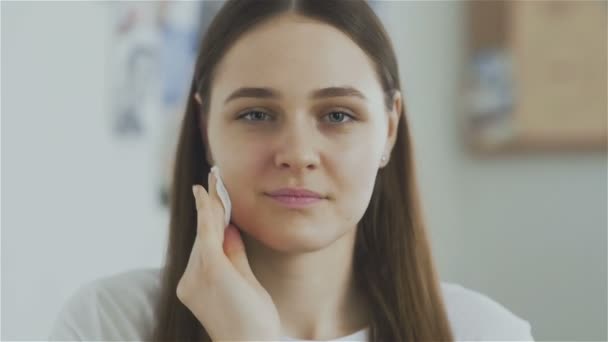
[223,224,258,284]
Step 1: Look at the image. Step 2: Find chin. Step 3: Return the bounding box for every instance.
[242,219,340,253]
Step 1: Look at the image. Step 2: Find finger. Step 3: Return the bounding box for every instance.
[223,224,259,285]
[192,184,210,212]
[192,184,222,250]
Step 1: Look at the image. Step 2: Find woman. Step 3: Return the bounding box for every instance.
[49,1,534,341]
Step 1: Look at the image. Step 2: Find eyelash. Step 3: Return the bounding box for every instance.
[237,109,356,124]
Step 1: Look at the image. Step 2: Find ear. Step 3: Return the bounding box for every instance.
[194,93,214,166]
[194,93,203,105]
[380,90,402,168]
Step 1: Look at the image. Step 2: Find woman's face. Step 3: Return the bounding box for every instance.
[202,14,400,253]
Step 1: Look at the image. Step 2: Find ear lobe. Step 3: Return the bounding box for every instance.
[379,154,389,168]
[194,93,203,105]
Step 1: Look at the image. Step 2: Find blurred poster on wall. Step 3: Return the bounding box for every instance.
[108,1,225,206]
[156,1,224,207]
[109,1,162,138]
[466,0,607,153]
[510,1,607,147]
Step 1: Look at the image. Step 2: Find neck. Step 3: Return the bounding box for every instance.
[242,228,370,340]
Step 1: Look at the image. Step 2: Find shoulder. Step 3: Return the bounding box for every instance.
[439,281,534,341]
[48,267,163,341]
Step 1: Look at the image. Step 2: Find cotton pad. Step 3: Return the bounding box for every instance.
[210,166,232,227]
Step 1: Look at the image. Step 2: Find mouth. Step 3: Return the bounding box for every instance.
[266,188,324,198]
[264,188,326,208]
[265,194,325,208]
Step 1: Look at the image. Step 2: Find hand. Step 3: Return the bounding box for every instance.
[176,171,281,341]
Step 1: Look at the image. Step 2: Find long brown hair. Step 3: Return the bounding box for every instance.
[152,1,454,341]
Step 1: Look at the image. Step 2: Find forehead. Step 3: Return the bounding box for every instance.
[211,14,383,101]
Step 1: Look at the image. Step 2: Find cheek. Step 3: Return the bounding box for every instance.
[329,141,381,225]
[221,149,268,208]
[210,126,270,181]
[220,161,274,244]
[217,137,272,215]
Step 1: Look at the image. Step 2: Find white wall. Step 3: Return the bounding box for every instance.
[2,2,169,339]
[381,2,607,340]
[2,1,606,340]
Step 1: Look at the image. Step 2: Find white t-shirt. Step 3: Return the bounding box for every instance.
[48,267,534,341]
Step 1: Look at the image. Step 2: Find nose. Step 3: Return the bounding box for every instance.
[273,120,320,172]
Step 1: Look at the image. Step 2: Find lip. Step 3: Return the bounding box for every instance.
[265,188,325,208]
[267,188,324,198]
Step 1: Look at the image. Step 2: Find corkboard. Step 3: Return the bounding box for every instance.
[466,1,607,153]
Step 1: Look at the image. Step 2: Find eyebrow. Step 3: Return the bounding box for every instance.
[223,86,367,104]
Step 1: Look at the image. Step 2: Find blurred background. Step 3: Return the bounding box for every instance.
[2,1,606,340]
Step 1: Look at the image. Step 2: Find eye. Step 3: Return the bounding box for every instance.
[324,111,355,123]
[238,110,272,122]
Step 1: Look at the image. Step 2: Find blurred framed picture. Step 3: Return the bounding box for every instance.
[465,1,607,154]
